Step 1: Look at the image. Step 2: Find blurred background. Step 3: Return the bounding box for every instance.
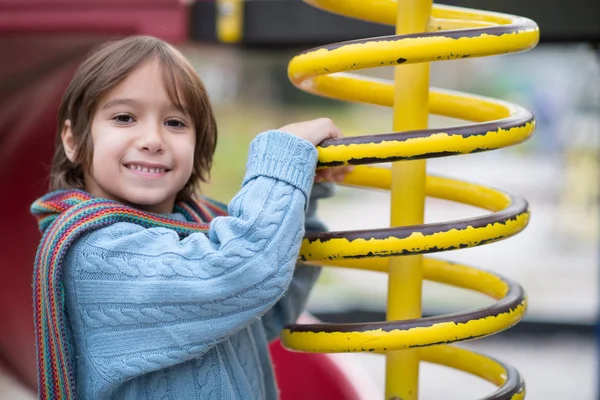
[1,0,599,399]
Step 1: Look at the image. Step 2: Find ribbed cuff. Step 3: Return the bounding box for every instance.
[243,130,318,207]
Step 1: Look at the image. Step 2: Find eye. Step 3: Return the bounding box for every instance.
[112,113,135,124]
[165,118,187,129]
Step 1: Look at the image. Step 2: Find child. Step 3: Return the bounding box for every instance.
[31,35,349,399]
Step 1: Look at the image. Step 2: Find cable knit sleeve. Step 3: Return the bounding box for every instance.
[62,130,317,386]
[261,182,334,342]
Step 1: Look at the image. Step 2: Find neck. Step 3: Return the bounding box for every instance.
[132,199,176,214]
[83,185,176,215]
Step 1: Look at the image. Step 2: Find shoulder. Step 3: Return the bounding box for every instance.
[63,221,191,281]
[69,221,182,256]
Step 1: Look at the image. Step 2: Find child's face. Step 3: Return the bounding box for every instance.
[85,59,195,213]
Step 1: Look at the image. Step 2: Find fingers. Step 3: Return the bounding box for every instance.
[311,118,351,183]
[278,117,344,147]
[315,118,350,183]
[332,166,353,182]
[314,171,325,183]
[325,119,343,140]
[314,117,343,142]
[315,165,354,183]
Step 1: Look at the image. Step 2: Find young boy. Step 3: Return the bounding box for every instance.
[31,35,349,399]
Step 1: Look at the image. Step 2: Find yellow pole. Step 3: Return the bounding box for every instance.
[386,1,432,399]
[216,0,243,43]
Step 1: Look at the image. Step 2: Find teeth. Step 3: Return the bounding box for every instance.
[127,165,166,173]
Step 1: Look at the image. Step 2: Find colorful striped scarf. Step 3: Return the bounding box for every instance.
[30,189,228,400]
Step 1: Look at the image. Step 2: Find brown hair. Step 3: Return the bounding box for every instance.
[49,35,217,200]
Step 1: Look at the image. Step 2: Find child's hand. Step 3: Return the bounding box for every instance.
[278,117,343,147]
[278,118,353,183]
[314,165,353,183]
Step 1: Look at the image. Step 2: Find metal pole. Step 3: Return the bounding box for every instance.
[386,1,432,399]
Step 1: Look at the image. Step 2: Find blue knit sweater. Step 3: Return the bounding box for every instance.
[62,131,327,399]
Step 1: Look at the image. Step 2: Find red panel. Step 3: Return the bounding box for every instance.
[0,59,77,388]
[0,0,189,388]
[270,341,362,400]
[0,0,188,43]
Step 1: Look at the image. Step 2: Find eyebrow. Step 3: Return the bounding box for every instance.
[101,98,139,110]
[101,98,190,116]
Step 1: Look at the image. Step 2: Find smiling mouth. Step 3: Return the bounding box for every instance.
[124,164,171,174]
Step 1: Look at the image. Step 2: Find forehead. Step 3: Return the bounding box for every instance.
[98,58,189,110]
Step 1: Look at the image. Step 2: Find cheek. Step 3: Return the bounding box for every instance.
[90,127,125,171]
[176,134,197,173]
[91,138,112,167]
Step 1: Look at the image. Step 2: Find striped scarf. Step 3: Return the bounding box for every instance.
[30,189,228,400]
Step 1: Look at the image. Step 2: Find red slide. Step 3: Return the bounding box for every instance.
[0,1,369,398]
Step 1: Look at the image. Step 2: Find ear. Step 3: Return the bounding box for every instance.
[61,120,77,162]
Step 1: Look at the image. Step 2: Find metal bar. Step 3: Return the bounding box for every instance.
[386,1,432,399]
[281,259,526,352]
[419,346,525,400]
[298,171,530,261]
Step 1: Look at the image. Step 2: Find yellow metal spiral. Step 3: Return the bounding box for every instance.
[281,1,539,399]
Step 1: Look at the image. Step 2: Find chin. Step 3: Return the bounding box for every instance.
[122,189,176,210]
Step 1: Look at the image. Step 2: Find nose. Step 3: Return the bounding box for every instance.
[138,123,164,153]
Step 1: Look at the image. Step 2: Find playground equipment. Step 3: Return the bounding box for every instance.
[0,1,549,398]
[279,1,539,399]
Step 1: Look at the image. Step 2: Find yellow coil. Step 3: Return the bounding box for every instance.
[281,1,539,399]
